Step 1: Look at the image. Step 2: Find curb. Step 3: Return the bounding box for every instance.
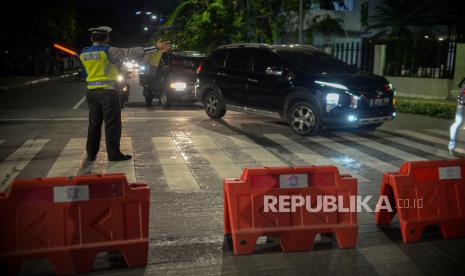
[0,72,79,92]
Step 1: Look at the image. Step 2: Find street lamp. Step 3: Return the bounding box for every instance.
[146,11,152,15]
[151,15,157,19]
[135,11,142,15]
[144,27,148,31]
[299,0,303,44]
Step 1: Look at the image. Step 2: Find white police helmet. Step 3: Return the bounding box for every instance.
[89,26,112,34]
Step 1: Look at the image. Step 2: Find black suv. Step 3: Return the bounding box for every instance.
[141,51,206,107]
[195,43,396,136]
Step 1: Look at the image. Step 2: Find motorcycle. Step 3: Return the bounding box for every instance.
[117,72,131,108]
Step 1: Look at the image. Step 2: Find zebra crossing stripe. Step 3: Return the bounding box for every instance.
[0,139,49,192]
[308,136,398,173]
[357,228,425,275]
[190,135,243,179]
[152,137,200,192]
[340,132,426,161]
[83,137,137,182]
[47,138,86,177]
[264,134,369,182]
[369,132,454,159]
[229,135,287,167]
[105,137,136,182]
[425,129,449,137]
[394,130,449,145]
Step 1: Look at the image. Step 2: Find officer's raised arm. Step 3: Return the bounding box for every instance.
[107,39,171,63]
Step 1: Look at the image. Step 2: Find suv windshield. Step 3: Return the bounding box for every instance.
[275,48,357,74]
[161,54,205,74]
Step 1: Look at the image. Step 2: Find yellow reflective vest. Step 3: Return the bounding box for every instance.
[79,45,119,90]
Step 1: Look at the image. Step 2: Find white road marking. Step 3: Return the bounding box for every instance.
[105,137,136,182]
[340,132,426,161]
[395,130,449,145]
[357,227,425,275]
[229,135,287,167]
[47,138,86,177]
[152,137,200,192]
[307,135,399,173]
[190,135,243,179]
[0,139,49,191]
[425,128,449,137]
[265,134,369,182]
[72,95,86,110]
[84,137,137,182]
[0,140,4,145]
[370,132,454,159]
[0,117,200,122]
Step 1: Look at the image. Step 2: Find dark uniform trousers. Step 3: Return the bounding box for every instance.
[86,88,122,159]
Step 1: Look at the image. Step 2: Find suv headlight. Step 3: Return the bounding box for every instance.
[350,95,360,108]
[326,93,339,112]
[325,92,359,112]
[170,82,187,91]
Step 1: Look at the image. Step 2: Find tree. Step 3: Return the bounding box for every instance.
[247,0,286,43]
[161,0,349,51]
[307,14,344,43]
[368,0,433,39]
[161,0,245,52]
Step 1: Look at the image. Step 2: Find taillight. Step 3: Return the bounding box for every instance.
[196,63,203,73]
[384,83,394,92]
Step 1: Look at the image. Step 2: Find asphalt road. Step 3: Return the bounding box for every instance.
[0,76,463,275]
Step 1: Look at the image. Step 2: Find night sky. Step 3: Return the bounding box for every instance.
[77,0,180,46]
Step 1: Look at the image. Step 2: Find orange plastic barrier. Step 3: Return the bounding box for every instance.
[0,174,150,275]
[224,166,358,255]
[376,160,465,243]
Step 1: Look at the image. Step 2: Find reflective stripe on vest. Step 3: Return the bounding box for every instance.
[87,81,116,89]
[79,46,119,90]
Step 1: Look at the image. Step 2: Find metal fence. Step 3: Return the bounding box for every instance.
[314,40,374,73]
[383,38,457,79]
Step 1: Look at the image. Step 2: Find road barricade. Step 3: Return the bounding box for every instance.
[0,173,150,275]
[376,160,465,243]
[224,166,358,255]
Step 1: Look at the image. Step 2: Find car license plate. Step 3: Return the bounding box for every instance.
[370,98,389,107]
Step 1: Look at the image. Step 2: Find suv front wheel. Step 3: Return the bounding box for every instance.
[288,101,322,136]
[204,90,226,119]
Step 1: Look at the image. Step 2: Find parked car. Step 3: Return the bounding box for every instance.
[140,51,207,107]
[195,43,397,136]
[449,78,465,157]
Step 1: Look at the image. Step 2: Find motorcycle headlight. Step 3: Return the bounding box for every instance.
[124,62,134,69]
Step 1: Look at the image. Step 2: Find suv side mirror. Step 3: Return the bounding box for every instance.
[265,66,283,76]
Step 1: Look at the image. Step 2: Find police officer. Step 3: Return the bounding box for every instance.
[80,26,170,161]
